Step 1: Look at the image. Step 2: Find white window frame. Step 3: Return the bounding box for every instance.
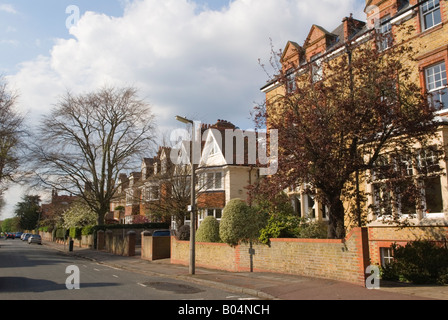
[381,247,394,267]
[199,208,223,225]
[201,171,223,191]
[126,190,134,205]
[425,61,448,111]
[372,182,394,217]
[286,68,297,93]
[421,176,444,216]
[150,185,159,201]
[206,208,223,219]
[420,0,442,31]
[417,148,439,174]
[371,149,444,219]
[304,194,316,218]
[310,54,323,83]
[378,15,393,51]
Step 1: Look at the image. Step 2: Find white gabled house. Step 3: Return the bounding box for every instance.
[196,120,260,226]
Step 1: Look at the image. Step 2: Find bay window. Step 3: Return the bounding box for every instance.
[200,171,223,191]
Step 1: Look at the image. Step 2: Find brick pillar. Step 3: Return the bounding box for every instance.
[126,231,136,257]
[141,231,151,260]
[105,230,113,253]
[96,230,105,251]
[352,227,371,287]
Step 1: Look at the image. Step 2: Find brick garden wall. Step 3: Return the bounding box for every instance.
[171,238,239,272]
[171,227,370,286]
[368,226,448,265]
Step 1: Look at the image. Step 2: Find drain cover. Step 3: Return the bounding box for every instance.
[142,282,205,294]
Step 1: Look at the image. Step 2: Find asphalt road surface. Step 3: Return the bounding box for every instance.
[0,238,258,301]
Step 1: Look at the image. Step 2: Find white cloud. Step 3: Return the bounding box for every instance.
[2,0,366,219]
[0,4,17,14]
[8,0,365,130]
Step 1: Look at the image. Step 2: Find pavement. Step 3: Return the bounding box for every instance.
[43,241,448,300]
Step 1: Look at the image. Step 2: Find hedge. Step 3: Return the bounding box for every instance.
[44,222,170,239]
[74,223,171,236]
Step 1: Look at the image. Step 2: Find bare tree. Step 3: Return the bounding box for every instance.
[32,87,157,225]
[154,161,192,229]
[0,77,24,194]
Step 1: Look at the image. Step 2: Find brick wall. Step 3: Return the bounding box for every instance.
[172,226,448,285]
[171,227,370,286]
[171,237,239,271]
[368,226,448,265]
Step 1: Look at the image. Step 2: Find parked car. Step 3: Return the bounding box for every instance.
[152,230,171,237]
[22,233,32,241]
[28,234,42,245]
[6,233,15,239]
[15,232,23,239]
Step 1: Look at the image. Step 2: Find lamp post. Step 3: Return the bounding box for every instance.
[175,115,196,275]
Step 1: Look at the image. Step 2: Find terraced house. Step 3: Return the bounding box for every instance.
[111,120,260,229]
[261,0,448,259]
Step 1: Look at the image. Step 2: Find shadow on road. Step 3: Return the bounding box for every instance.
[0,276,119,293]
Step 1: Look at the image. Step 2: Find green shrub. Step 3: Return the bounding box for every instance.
[196,216,221,243]
[69,227,82,240]
[39,226,52,233]
[382,240,448,285]
[55,228,67,240]
[176,224,190,241]
[259,214,301,245]
[82,225,94,236]
[219,199,262,247]
[258,213,328,245]
[297,220,328,239]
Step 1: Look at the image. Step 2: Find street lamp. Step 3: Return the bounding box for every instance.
[175,115,196,275]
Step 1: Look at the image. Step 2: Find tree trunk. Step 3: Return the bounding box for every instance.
[327,194,346,239]
[97,210,107,226]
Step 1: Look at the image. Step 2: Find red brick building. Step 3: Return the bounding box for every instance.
[261,0,448,265]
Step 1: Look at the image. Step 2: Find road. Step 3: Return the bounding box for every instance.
[0,238,258,300]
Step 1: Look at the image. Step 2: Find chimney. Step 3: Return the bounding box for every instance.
[342,14,364,42]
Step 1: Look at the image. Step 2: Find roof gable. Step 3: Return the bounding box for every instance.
[200,128,226,167]
[304,24,334,48]
[281,41,302,66]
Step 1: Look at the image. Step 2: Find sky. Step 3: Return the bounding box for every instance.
[0,0,366,219]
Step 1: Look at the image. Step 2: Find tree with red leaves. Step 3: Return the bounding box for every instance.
[253,28,444,239]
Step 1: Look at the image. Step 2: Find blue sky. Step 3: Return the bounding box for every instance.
[0,0,367,131]
[0,0,237,74]
[0,0,366,218]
